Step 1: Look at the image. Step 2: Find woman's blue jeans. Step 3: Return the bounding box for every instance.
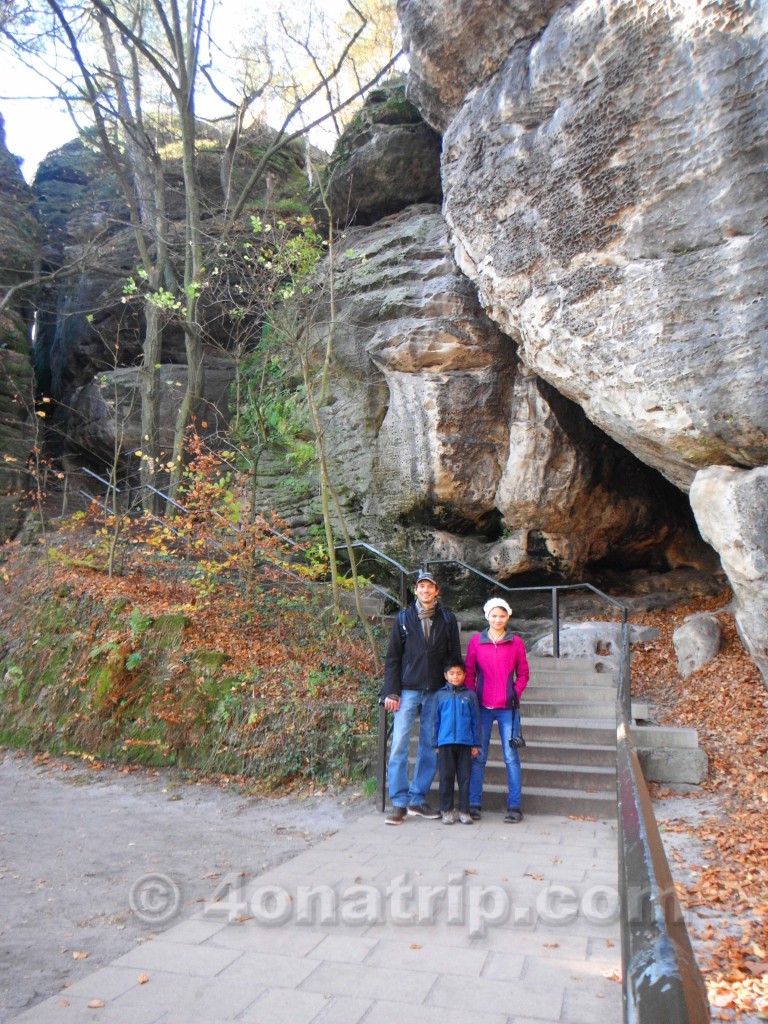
[387,689,438,807]
[469,706,522,811]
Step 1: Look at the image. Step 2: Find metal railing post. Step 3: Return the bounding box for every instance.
[376,703,388,812]
[551,587,561,658]
[399,569,408,607]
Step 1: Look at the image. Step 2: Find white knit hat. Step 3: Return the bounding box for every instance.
[484,597,512,620]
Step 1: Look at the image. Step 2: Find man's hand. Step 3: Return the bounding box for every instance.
[384,696,401,712]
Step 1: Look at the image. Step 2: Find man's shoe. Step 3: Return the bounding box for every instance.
[504,808,523,823]
[469,806,481,821]
[407,803,440,819]
[385,807,407,825]
[441,811,455,825]
[458,812,473,825]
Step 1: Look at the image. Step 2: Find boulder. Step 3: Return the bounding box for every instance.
[672,615,722,679]
[317,80,442,229]
[690,466,768,687]
[64,351,236,467]
[531,620,660,672]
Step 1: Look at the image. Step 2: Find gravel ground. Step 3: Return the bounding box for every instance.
[0,750,372,1022]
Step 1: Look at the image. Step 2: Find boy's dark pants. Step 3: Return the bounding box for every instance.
[437,744,472,812]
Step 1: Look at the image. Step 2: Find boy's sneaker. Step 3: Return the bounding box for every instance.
[407,803,440,819]
[441,811,455,825]
[469,806,482,820]
[385,807,407,825]
[458,812,473,825]
[504,808,523,823]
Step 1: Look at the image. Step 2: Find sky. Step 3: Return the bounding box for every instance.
[0,1,402,184]
[0,68,76,181]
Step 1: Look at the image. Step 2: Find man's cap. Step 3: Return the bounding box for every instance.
[416,571,438,586]
[484,597,512,619]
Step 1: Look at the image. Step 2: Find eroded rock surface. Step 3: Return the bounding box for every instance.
[403,1,768,491]
[280,205,704,576]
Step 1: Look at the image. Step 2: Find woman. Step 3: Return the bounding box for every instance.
[465,597,529,822]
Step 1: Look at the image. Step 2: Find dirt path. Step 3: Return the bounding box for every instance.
[0,750,372,1022]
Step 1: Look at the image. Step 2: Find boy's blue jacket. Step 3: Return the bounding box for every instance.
[434,683,480,747]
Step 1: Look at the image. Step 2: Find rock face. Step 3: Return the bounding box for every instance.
[402,1,767,492]
[276,204,706,578]
[0,112,38,541]
[690,466,768,687]
[398,0,768,674]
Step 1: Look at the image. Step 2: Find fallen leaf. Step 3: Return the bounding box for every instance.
[73,951,89,960]
[87,999,105,1009]
[138,974,149,985]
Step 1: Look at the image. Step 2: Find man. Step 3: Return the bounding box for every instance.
[380,571,462,824]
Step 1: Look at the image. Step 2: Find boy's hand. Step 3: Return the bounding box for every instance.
[471,747,479,757]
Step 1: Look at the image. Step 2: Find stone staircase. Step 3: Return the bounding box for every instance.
[426,653,650,820]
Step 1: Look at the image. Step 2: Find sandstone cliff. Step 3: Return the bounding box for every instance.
[0,114,38,541]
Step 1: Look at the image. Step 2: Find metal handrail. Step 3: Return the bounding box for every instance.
[616,624,710,1022]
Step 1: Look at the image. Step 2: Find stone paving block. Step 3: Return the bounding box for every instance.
[560,974,623,1023]
[236,987,331,1024]
[311,995,374,1024]
[216,949,321,989]
[361,919,477,947]
[209,922,325,956]
[428,972,563,1019]
[479,930,589,960]
[585,936,620,963]
[363,938,490,976]
[113,940,242,977]
[299,960,437,1002]
[158,918,229,945]
[521,953,620,989]
[11,994,164,1024]
[363,1002,507,1024]
[106,969,264,1020]
[306,934,379,964]
[52,965,142,1002]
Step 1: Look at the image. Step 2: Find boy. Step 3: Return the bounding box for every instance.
[433,657,480,824]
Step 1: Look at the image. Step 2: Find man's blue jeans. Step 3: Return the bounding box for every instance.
[469,707,522,811]
[387,689,438,807]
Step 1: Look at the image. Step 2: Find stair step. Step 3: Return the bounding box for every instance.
[523,700,648,720]
[519,741,617,767]
[476,782,617,819]
[521,718,616,745]
[528,655,614,674]
[481,760,616,791]
[528,670,616,686]
[525,683,618,701]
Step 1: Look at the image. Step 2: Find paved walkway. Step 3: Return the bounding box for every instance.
[13,809,622,1024]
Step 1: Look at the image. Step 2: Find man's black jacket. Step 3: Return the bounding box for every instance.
[380,601,461,699]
